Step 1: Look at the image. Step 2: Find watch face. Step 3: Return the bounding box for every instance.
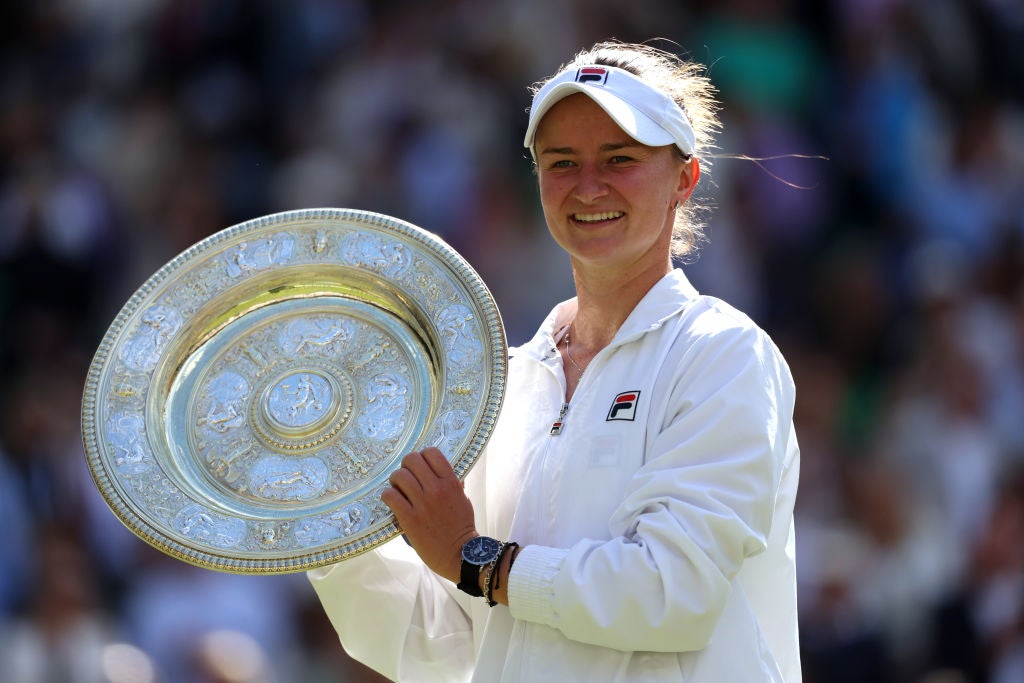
[462,536,501,565]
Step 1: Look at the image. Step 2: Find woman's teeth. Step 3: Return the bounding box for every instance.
[573,211,623,222]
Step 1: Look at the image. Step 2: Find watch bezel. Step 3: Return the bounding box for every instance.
[461,535,502,566]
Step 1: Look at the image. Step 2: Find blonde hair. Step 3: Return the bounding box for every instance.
[531,41,721,260]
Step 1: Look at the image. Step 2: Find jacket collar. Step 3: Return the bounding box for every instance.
[515,269,699,362]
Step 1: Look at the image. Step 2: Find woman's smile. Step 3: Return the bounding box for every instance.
[571,211,625,225]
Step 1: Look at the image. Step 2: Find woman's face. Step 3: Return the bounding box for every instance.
[534,93,697,274]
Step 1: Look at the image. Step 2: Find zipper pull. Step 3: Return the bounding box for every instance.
[549,402,569,435]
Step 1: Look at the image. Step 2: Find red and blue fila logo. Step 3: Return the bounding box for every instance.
[606,390,641,421]
[575,67,608,85]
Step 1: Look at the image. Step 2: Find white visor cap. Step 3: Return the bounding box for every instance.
[524,65,696,160]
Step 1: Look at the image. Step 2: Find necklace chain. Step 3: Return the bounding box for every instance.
[563,322,587,376]
[551,322,586,436]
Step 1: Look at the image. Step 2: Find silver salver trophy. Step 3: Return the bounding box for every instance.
[81,209,507,574]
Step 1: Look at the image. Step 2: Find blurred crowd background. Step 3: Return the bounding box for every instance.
[1,0,1023,681]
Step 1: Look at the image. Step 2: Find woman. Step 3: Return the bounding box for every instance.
[309,41,801,682]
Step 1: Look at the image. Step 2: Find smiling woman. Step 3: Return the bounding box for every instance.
[309,40,801,683]
[525,44,721,262]
[532,94,696,286]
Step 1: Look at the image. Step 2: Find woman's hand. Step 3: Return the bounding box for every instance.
[381,447,478,583]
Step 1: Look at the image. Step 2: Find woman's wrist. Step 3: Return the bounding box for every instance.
[484,542,523,607]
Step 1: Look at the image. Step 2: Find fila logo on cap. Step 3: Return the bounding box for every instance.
[575,67,608,85]
[606,390,641,421]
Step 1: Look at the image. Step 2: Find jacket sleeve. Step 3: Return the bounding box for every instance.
[507,322,796,652]
[307,537,476,682]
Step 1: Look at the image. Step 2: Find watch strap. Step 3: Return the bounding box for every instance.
[457,558,484,597]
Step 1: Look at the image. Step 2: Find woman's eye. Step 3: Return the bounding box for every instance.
[609,155,633,164]
[551,159,574,168]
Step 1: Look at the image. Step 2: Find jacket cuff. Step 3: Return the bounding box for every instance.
[507,545,569,626]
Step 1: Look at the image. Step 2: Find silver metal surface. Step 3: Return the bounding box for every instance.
[82,209,506,573]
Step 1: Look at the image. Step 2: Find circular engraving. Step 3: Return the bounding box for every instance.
[81,208,507,574]
[248,364,355,453]
[266,371,333,429]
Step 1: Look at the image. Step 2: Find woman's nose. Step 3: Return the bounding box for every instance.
[572,164,609,203]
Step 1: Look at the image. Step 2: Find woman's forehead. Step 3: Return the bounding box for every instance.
[534,94,635,146]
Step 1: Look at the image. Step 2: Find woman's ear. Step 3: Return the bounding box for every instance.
[678,156,700,202]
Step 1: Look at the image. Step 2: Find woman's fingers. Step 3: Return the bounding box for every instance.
[380,449,477,582]
[390,449,458,499]
[420,447,456,479]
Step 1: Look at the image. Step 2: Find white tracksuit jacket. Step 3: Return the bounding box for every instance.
[309,269,801,682]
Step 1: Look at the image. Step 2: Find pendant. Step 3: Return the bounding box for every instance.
[549,402,569,436]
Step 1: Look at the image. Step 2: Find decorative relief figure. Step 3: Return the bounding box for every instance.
[237,342,269,371]
[174,504,247,548]
[358,373,409,441]
[165,269,213,317]
[197,370,251,435]
[280,316,355,356]
[266,372,332,428]
[294,517,334,546]
[112,374,148,402]
[330,502,370,536]
[294,502,372,548]
[131,475,182,522]
[313,229,329,254]
[412,268,442,303]
[431,409,471,454]
[333,443,371,478]
[254,521,292,549]
[341,232,412,278]
[121,305,182,371]
[225,234,295,278]
[436,304,480,368]
[205,438,253,489]
[348,337,398,372]
[248,455,329,501]
[366,484,394,521]
[106,412,151,473]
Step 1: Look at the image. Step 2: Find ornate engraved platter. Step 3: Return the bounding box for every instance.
[81,209,506,574]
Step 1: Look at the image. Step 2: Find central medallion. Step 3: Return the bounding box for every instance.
[266,371,334,431]
[251,366,354,452]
